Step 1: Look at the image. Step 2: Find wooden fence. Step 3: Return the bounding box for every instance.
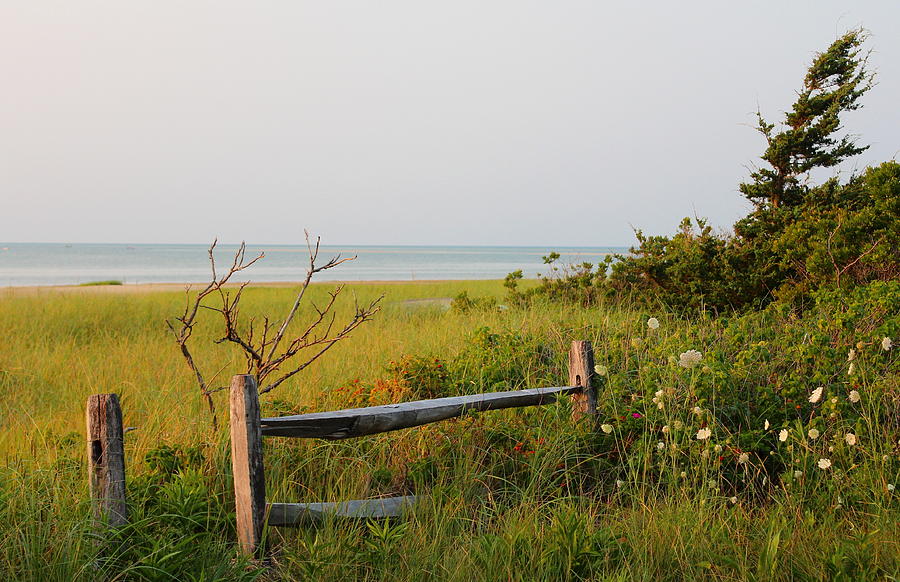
[86,340,597,557]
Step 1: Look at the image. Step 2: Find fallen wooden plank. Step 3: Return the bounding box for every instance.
[260,385,581,439]
[268,495,418,526]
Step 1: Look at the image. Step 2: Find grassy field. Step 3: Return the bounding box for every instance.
[0,280,897,581]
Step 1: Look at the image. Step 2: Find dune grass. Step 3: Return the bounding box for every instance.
[0,280,896,580]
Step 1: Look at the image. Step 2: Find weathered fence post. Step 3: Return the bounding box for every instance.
[86,393,128,528]
[568,340,597,418]
[230,374,266,556]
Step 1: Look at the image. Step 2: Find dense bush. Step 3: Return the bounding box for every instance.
[506,30,898,313]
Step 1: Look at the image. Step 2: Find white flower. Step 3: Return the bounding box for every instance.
[847,348,857,362]
[737,453,749,464]
[696,428,712,440]
[793,470,802,479]
[809,386,824,404]
[888,484,895,491]
[729,496,738,504]
[849,390,860,403]
[692,406,704,415]
[817,458,832,470]
[616,479,624,488]
[680,471,687,478]
[844,433,857,446]
[848,362,855,375]
[657,441,665,451]
[883,337,893,351]
[601,423,613,434]
[808,428,820,439]
[778,429,788,442]
[714,444,723,453]
[830,397,838,405]
[647,317,660,330]
[593,364,608,377]
[678,350,703,369]
[764,419,770,430]
[662,425,670,434]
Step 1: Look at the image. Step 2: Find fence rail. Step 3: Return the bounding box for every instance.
[260,385,582,439]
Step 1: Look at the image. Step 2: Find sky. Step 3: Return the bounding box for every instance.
[2,1,899,247]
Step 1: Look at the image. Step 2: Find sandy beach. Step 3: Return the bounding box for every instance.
[0,279,477,296]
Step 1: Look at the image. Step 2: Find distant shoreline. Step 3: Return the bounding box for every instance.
[0,279,498,295]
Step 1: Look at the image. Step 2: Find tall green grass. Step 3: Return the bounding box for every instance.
[0,281,896,580]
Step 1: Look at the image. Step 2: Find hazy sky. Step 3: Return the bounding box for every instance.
[2,1,899,246]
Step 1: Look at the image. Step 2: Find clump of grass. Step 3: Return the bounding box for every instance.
[78,280,123,286]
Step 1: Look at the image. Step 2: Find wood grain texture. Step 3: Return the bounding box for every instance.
[268,495,418,526]
[260,386,581,439]
[568,340,597,418]
[230,374,266,556]
[86,393,128,528]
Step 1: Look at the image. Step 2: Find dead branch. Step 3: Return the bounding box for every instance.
[167,240,264,430]
[169,235,381,429]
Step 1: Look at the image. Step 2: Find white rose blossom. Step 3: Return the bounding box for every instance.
[696,428,712,440]
[849,390,860,403]
[601,423,613,434]
[882,337,893,351]
[844,433,857,446]
[808,428,820,439]
[817,458,832,470]
[778,429,789,442]
[647,317,660,330]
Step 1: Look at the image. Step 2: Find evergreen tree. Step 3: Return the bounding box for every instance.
[738,29,873,211]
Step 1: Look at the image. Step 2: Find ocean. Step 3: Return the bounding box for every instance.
[0,243,629,287]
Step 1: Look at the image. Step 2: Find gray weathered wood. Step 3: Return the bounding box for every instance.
[268,495,418,526]
[568,340,597,417]
[86,393,128,528]
[260,386,581,439]
[230,374,266,556]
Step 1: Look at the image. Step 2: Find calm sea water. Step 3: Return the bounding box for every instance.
[0,243,629,287]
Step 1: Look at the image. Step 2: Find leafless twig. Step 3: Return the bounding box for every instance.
[168,234,381,428]
[166,240,263,429]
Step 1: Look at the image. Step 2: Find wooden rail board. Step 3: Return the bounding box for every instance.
[260,385,581,439]
[268,495,418,526]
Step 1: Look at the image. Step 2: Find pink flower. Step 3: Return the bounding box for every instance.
[632,412,642,419]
